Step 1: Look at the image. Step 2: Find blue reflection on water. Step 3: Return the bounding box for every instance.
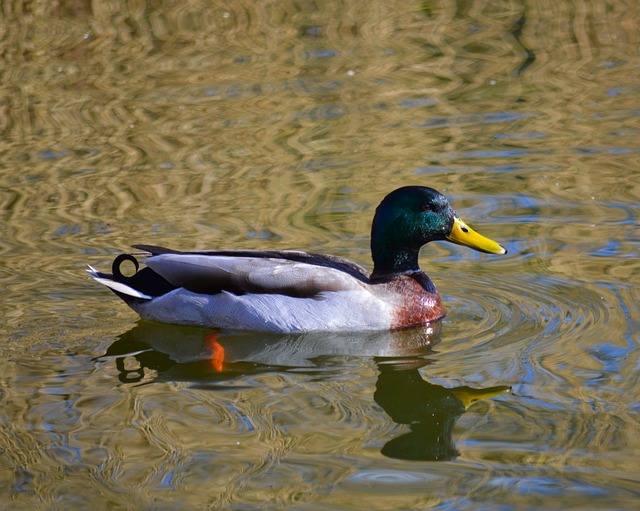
[417,111,535,128]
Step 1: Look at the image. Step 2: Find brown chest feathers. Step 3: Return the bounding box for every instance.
[373,274,445,330]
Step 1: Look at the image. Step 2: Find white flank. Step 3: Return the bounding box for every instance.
[132,288,391,332]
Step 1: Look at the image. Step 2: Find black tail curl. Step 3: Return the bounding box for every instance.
[111,253,176,298]
[113,253,140,281]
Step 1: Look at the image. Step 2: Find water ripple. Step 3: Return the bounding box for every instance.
[441,272,609,357]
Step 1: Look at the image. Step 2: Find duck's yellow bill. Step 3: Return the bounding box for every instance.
[446,217,507,255]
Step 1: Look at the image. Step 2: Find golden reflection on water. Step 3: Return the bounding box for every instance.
[1,0,639,509]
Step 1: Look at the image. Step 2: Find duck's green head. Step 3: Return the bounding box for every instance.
[370,186,506,278]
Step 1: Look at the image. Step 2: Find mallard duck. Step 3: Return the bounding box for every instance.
[88,186,506,332]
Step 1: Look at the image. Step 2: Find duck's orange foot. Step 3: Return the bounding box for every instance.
[205,334,225,372]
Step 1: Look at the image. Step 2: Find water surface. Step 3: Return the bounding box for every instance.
[1,1,639,509]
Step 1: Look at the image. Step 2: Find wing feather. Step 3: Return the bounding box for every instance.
[145,254,365,297]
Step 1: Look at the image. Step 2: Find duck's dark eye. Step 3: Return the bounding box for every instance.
[420,203,434,212]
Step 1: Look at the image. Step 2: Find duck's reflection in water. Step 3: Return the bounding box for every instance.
[99,322,509,461]
[375,359,509,460]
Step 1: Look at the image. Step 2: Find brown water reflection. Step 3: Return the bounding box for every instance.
[1,0,640,509]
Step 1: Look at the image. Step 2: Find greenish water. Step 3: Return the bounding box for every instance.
[1,1,639,509]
